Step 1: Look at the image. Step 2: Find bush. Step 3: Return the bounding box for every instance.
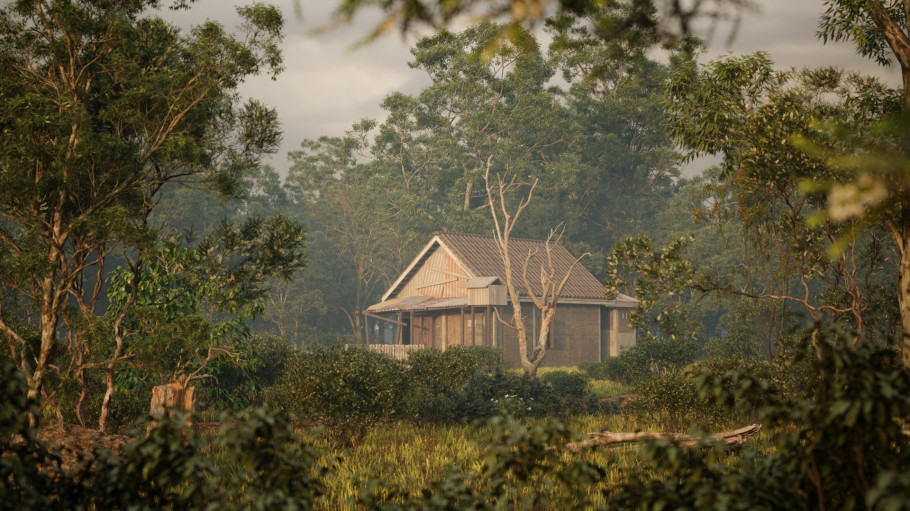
[200,333,293,410]
[538,370,592,415]
[440,369,594,421]
[264,345,405,445]
[627,372,722,431]
[614,329,910,510]
[404,346,504,422]
[585,336,701,384]
[1,357,326,510]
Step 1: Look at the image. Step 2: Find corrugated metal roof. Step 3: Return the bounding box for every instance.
[463,276,502,289]
[367,295,432,312]
[368,296,468,312]
[437,232,630,302]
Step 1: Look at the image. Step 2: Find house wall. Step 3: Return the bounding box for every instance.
[499,304,601,367]
[610,309,636,356]
[399,304,632,367]
[398,247,469,299]
[406,309,494,350]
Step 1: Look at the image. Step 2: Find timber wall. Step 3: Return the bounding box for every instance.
[397,247,469,298]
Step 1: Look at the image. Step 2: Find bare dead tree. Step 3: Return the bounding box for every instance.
[484,160,589,377]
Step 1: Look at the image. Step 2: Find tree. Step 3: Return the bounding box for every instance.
[484,164,589,378]
[818,0,910,366]
[666,52,900,349]
[545,5,680,250]
[287,126,414,343]
[0,0,286,426]
[324,0,755,48]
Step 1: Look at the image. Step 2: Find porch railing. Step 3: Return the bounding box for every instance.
[346,343,427,361]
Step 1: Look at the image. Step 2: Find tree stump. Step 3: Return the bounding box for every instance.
[147,384,196,433]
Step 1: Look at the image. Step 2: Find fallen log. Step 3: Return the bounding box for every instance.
[561,423,762,452]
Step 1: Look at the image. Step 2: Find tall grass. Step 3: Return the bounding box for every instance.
[203,411,771,510]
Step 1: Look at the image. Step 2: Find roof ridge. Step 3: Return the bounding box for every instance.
[436,231,568,244]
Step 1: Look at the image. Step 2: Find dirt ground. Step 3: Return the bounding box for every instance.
[37,424,130,472]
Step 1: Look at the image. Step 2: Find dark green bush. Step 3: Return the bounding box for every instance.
[614,329,910,510]
[1,357,326,510]
[628,354,811,431]
[404,346,504,422]
[538,370,592,415]
[628,371,722,431]
[264,345,405,444]
[439,369,593,421]
[585,335,701,384]
[200,333,293,410]
[407,346,503,394]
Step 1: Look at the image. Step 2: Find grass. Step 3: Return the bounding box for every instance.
[588,379,632,399]
[513,365,633,399]
[198,368,761,509]
[199,407,771,510]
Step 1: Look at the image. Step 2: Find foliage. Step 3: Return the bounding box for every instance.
[198,333,294,410]
[667,51,900,343]
[405,346,505,422]
[265,346,406,444]
[605,234,701,340]
[441,368,595,420]
[325,0,754,50]
[588,335,701,384]
[0,356,326,510]
[616,329,910,510]
[627,372,715,431]
[0,0,295,426]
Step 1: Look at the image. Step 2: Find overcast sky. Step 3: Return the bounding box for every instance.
[163,1,903,178]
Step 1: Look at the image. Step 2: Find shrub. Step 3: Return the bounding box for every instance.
[614,329,910,510]
[404,346,504,422]
[200,333,293,410]
[264,345,405,445]
[2,357,326,510]
[627,371,722,431]
[586,336,701,384]
[538,370,592,415]
[441,369,594,421]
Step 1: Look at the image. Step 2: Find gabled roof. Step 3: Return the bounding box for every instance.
[381,232,636,306]
[463,276,502,289]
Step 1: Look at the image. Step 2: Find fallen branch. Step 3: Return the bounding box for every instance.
[560,423,762,452]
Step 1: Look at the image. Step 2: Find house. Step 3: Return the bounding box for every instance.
[364,232,637,366]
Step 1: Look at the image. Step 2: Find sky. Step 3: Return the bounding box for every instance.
[162,0,903,178]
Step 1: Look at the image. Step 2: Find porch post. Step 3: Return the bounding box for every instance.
[485,306,491,347]
[461,307,465,346]
[470,306,476,345]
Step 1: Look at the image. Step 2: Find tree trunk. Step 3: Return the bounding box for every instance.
[464,180,473,210]
[900,66,910,369]
[560,423,762,452]
[148,384,196,433]
[900,195,910,368]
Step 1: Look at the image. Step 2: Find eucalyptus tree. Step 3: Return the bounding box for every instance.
[406,22,572,229]
[666,52,900,346]
[816,0,910,366]
[287,125,414,343]
[0,0,290,426]
[325,0,755,47]
[546,5,681,251]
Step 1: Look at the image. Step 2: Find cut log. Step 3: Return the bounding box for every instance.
[561,423,762,452]
[147,383,196,433]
